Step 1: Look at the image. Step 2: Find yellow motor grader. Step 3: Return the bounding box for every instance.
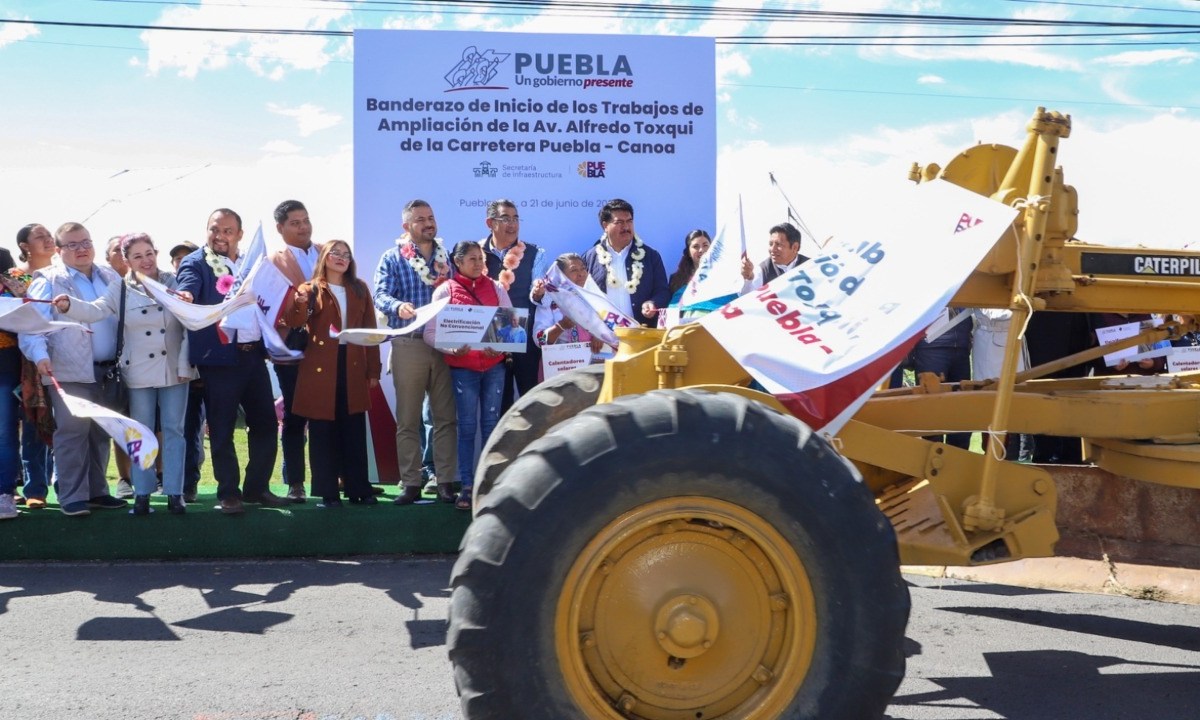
[446,107,1200,720]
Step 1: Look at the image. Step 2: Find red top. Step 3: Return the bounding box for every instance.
[444,275,506,373]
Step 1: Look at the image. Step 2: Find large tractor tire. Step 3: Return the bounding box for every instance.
[448,389,910,720]
[473,363,605,510]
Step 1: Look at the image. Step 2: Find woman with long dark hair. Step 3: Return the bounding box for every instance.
[284,240,382,508]
[667,228,711,297]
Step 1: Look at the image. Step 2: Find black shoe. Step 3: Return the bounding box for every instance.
[287,484,308,504]
[183,490,198,503]
[167,495,186,515]
[349,495,378,506]
[317,498,343,508]
[436,483,457,504]
[369,485,385,495]
[392,485,423,505]
[130,495,152,516]
[88,495,129,510]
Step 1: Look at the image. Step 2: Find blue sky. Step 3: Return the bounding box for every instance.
[2,0,1198,262]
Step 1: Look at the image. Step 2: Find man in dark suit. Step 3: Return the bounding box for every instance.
[176,208,287,514]
[581,198,670,327]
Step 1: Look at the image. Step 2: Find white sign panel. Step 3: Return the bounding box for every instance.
[354,30,716,266]
[434,306,529,353]
[1168,345,1200,373]
[541,341,593,380]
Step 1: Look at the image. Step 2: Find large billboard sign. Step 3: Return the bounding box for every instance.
[353,30,716,265]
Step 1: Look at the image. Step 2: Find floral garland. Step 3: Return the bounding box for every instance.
[399,238,449,286]
[594,234,645,293]
[493,239,525,291]
[204,246,235,295]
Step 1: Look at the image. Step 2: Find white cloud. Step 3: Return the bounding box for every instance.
[717,49,752,85]
[261,140,301,154]
[717,109,1200,254]
[267,103,343,137]
[917,74,944,85]
[0,147,354,259]
[140,0,351,79]
[1095,49,1198,68]
[0,19,38,47]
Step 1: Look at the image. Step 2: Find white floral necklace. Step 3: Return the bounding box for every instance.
[595,234,645,292]
[400,237,449,287]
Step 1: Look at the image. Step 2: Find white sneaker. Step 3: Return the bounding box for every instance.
[0,494,17,520]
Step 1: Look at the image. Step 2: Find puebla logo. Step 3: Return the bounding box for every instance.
[445,46,511,90]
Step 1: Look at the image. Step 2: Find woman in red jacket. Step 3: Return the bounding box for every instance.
[424,241,513,510]
[284,240,382,508]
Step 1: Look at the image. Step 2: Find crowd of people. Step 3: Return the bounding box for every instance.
[1,197,811,520]
[5,193,1187,522]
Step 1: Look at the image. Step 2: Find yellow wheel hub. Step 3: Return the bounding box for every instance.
[555,496,817,719]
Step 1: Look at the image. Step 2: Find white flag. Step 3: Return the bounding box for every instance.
[700,180,1019,436]
[0,298,87,335]
[680,195,747,310]
[218,222,267,339]
[137,271,256,331]
[240,256,303,363]
[329,298,449,346]
[54,382,159,470]
[543,262,632,347]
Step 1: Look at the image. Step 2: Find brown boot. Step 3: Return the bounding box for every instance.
[436,483,457,504]
[392,485,423,506]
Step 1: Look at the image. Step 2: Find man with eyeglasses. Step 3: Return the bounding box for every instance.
[19,222,127,516]
[177,208,288,514]
[581,198,670,327]
[480,198,548,412]
[267,199,320,504]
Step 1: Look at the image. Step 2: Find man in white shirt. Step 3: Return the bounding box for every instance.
[268,200,320,503]
[580,198,669,327]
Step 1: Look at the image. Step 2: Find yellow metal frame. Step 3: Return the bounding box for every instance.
[595,107,1200,568]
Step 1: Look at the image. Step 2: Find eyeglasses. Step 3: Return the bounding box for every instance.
[328,250,352,260]
[492,215,520,224]
[59,240,94,252]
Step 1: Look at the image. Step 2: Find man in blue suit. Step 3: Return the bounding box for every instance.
[176,208,287,514]
[581,198,670,327]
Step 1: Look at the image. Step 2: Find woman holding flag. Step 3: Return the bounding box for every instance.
[54,233,193,516]
[283,240,381,508]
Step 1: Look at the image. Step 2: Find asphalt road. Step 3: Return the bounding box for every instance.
[0,557,1196,720]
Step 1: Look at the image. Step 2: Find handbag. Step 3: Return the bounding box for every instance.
[283,287,316,351]
[95,282,129,410]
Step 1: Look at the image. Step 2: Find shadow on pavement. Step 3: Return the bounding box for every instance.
[0,556,455,648]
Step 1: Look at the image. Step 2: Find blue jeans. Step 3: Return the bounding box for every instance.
[451,363,505,489]
[0,372,19,496]
[21,413,53,499]
[128,383,188,496]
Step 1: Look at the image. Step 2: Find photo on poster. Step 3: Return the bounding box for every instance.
[434,305,529,353]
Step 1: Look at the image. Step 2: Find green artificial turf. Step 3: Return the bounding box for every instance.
[1,426,471,561]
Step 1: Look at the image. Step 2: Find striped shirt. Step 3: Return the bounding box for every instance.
[373,238,449,330]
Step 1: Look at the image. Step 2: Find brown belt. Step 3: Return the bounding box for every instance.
[235,342,261,352]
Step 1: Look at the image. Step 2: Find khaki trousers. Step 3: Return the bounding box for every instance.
[390,338,457,488]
